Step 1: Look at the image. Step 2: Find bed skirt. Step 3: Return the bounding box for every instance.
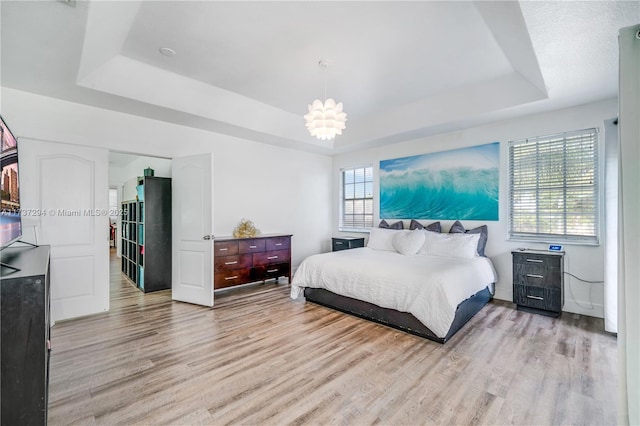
[303,285,493,344]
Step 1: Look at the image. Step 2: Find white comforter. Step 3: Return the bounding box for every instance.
[291,248,497,338]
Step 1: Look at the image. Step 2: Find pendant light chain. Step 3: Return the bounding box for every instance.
[323,62,328,102]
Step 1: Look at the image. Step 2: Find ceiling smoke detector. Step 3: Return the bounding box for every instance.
[159,47,176,57]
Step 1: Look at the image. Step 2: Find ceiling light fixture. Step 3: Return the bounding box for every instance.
[159,47,176,57]
[304,60,347,140]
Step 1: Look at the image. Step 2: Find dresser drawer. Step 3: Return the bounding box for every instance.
[214,254,252,272]
[514,284,562,313]
[214,269,250,289]
[251,263,289,280]
[214,241,238,256]
[253,249,290,266]
[266,237,290,251]
[239,239,266,253]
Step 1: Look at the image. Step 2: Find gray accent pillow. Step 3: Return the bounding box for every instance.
[379,220,403,230]
[409,219,441,232]
[449,220,488,257]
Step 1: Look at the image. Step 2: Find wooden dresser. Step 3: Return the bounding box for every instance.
[214,234,292,290]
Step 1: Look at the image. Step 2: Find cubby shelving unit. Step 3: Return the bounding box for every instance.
[121,176,171,292]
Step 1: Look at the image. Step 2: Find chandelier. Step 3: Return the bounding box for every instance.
[304,60,347,140]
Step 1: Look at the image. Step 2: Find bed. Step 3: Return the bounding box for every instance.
[290,224,497,343]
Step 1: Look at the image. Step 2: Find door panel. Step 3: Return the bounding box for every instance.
[172,153,214,306]
[19,139,109,321]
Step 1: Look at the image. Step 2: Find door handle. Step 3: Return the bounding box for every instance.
[203,235,214,240]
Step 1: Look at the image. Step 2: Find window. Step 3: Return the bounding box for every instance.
[509,128,599,244]
[109,188,118,223]
[341,166,373,230]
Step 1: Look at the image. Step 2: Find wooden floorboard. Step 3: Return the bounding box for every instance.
[48,250,617,425]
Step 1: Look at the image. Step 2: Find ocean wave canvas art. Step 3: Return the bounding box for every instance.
[380,142,499,220]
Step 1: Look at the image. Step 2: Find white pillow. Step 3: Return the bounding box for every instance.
[367,227,402,252]
[418,230,480,259]
[392,229,426,255]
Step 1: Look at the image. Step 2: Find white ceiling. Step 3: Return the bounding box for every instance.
[1,1,638,156]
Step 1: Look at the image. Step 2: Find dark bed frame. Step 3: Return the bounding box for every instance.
[303,285,493,343]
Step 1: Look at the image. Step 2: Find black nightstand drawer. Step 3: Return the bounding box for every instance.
[332,237,365,252]
[512,252,562,269]
[513,264,562,289]
[514,285,562,313]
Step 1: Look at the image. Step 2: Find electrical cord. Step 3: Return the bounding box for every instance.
[563,271,604,310]
[563,271,605,284]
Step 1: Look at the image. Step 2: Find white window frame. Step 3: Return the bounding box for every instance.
[508,128,600,245]
[339,165,374,232]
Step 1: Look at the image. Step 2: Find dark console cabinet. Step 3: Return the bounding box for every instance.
[512,250,564,317]
[1,245,51,425]
[332,237,365,252]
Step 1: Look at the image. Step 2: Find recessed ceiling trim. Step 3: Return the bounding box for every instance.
[474,0,548,96]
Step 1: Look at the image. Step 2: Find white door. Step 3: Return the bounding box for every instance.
[19,139,109,322]
[171,153,214,306]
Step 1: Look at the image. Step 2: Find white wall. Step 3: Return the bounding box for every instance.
[617,23,640,426]
[110,155,172,195]
[2,87,333,267]
[333,98,618,318]
[114,157,172,201]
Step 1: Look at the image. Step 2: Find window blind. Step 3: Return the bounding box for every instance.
[508,128,599,244]
[341,166,373,229]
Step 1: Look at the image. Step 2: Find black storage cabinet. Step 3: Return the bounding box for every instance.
[332,237,365,252]
[1,245,51,425]
[512,249,564,317]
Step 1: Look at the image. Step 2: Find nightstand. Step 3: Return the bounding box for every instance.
[512,250,564,317]
[332,237,365,252]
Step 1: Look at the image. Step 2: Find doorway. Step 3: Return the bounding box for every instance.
[108,151,172,295]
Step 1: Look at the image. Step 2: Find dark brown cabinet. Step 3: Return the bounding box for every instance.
[214,234,292,289]
[332,237,365,252]
[1,245,51,425]
[512,250,564,317]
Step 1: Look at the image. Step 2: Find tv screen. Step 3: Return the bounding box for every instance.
[0,115,22,248]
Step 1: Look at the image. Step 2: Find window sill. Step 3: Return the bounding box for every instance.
[338,228,371,234]
[507,237,599,247]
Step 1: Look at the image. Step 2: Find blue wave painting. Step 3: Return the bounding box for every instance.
[380,142,499,220]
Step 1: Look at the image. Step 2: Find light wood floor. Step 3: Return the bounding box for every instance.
[48,250,617,425]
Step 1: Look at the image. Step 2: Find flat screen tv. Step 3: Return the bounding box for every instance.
[0,115,22,248]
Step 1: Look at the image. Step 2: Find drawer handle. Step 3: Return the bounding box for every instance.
[335,241,343,245]
[219,248,228,252]
[249,245,257,249]
[526,295,544,301]
[225,275,238,280]
[275,243,282,246]
[267,256,278,260]
[267,268,278,273]
[526,259,543,263]
[526,274,544,279]
[224,261,238,265]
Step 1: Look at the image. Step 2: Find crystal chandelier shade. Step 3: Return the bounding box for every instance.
[304,61,347,140]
